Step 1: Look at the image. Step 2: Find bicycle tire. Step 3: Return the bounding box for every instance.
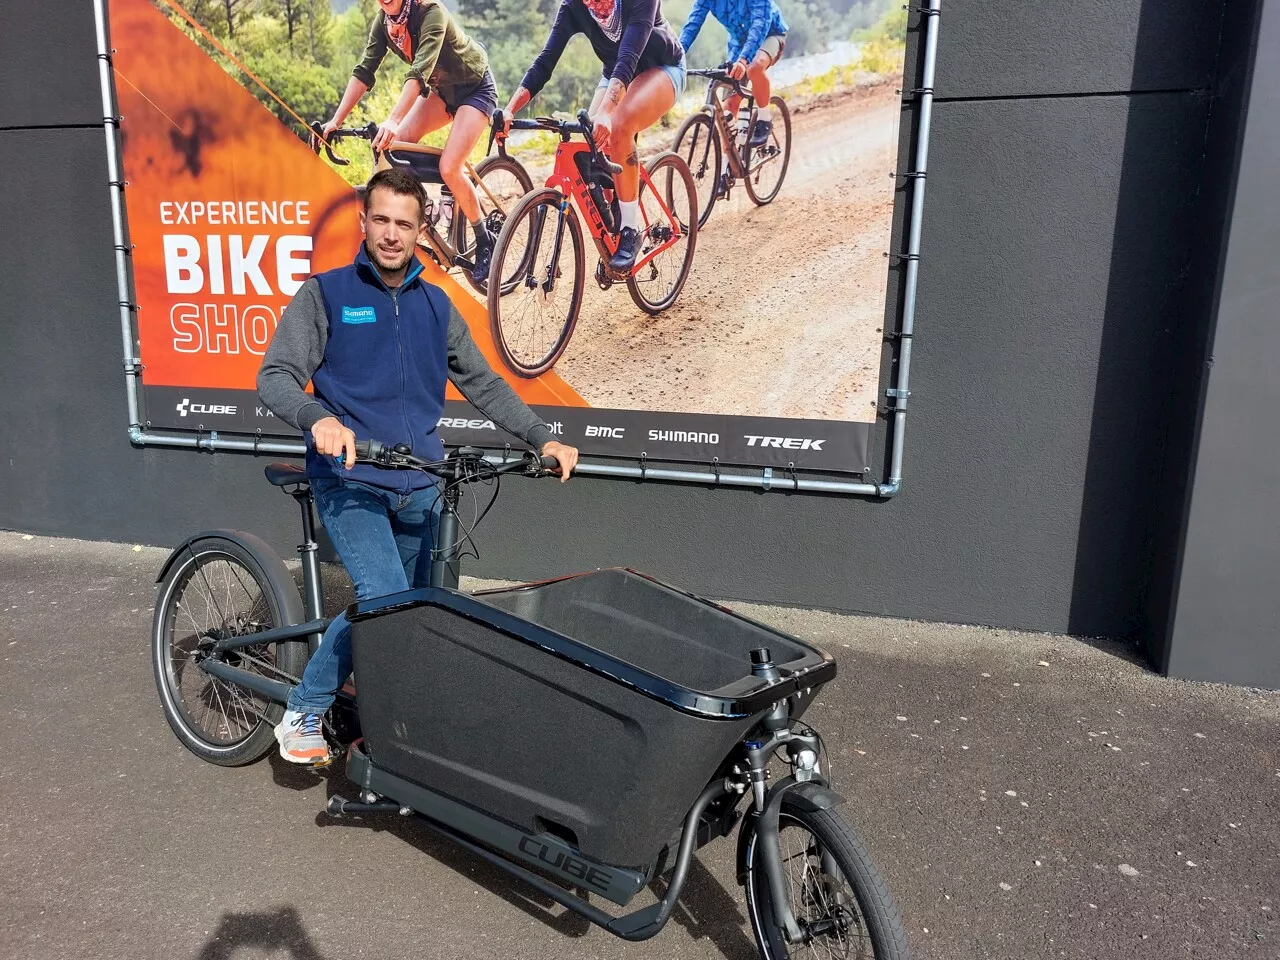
[627,152,698,315]
[456,155,535,296]
[742,96,792,207]
[152,534,308,766]
[744,798,911,960]
[487,187,584,378]
[672,112,722,230]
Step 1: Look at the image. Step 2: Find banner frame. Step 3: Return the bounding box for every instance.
[94,0,941,499]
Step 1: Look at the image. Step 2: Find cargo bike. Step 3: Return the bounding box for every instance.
[151,442,911,958]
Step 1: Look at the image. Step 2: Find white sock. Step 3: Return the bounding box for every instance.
[757,103,772,122]
[619,199,640,230]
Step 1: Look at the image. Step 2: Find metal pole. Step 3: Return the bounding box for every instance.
[123,428,887,495]
[885,0,941,491]
[93,0,143,430]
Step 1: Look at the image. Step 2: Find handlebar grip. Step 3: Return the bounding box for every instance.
[575,110,624,176]
[353,439,381,461]
[537,453,560,471]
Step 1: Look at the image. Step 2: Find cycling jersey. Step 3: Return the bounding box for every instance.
[678,0,788,65]
[521,0,684,96]
[353,0,489,106]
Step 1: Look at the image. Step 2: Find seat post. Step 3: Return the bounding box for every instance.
[296,492,326,651]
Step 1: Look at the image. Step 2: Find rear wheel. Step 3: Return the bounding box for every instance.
[672,112,722,229]
[487,187,584,377]
[627,152,698,315]
[455,155,535,296]
[152,535,308,766]
[742,96,792,206]
[744,798,911,959]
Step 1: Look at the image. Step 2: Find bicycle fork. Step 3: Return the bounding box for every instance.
[523,201,570,299]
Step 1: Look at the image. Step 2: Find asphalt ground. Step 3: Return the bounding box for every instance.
[1,532,1277,960]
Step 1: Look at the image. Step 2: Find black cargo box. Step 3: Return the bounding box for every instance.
[347,568,835,869]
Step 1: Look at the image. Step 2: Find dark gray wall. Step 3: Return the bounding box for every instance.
[1166,0,1279,688]
[0,0,1266,671]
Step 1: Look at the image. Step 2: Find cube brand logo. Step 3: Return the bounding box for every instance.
[176,398,238,417]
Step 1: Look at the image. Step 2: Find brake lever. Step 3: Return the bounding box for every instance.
[309,121,350,166]
[576,109,623,176]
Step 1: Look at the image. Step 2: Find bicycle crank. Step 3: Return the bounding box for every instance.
[594,260,614,290]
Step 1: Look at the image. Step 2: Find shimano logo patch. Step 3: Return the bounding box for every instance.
[341,305,376,324]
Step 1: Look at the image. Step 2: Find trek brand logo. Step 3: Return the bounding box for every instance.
[438,417,496,430]
[176,398,238,417]
[744,435,825,450]
[516,836,613,892]
[584,425,625,438]
[341,306,377,324]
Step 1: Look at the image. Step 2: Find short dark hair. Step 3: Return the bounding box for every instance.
[363,168,428,222]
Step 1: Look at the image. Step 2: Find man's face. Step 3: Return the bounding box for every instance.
[360,187,422,274]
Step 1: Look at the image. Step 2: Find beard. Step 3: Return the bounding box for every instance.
[365,237,413,274]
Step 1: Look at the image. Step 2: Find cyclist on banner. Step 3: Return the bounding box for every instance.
[315,0,502,284]
[498,0,687,277]
[679,0,788,148]
[257,168,580,765]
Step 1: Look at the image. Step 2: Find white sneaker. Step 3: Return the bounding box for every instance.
[274,710,329,765]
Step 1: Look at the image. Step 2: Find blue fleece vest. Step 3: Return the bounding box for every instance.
[307,247,449,492]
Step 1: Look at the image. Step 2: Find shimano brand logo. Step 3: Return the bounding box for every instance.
[743,434,825,450]
[648,430,719,444]
[584,425,625,438]
[176,398,238,417]
[437,417,496,430]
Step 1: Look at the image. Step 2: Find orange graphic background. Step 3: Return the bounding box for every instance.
[110,0,585,408]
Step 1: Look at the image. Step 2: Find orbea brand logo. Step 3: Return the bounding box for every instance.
[744,434,825,450]
[585,425,625,438]
[176,398,238,417]
[438,417,496,430]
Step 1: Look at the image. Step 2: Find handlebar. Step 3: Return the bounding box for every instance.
[310,120,380,166]
[687,66,751,99]
[350,439,558,478]
[495,108,623,176]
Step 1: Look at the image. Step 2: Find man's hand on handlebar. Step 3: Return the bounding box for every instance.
[729,59,749,81]
[540,440,579,482]
[312,416,358,470]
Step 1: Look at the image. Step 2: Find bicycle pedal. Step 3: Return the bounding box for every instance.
[594,261,614,289]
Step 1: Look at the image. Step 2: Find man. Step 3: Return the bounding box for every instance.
[258,167,579,764]
[679,0,788,148]
[315,0,500,283]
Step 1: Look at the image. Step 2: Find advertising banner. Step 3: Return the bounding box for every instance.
[109,0,905,473]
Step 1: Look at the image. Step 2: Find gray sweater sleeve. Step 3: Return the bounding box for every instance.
[256,278,333,432]
[446,304,554,450]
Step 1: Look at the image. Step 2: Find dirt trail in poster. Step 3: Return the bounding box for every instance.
[110,0,905,473]
[560,85,896,422]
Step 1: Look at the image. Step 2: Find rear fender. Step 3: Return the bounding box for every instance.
[155,530,305,628]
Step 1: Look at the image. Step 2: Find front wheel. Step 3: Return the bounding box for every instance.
[672,111,722,229]
[742,96,792,206]
[456,155,535,296]
[152,534,308,766]
[487,187,584,378]
[744,798,911,959]
[627,151,699,315]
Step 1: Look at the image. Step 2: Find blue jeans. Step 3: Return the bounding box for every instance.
[286,476,443,715]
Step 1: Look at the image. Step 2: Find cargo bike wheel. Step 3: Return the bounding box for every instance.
[152,534,308,766]
[744,798,911,959]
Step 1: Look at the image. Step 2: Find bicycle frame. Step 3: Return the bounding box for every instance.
[696,78,754,180]
[543,138,685,276]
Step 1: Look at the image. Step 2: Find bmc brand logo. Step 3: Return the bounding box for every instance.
[744,435,825,451]
[585,425,625,438]
[517,836,613,892]
[341,305,376,324]
[176,398,238,417]
[438,417,496,430]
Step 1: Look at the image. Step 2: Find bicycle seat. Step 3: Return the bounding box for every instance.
[264,462,308,489]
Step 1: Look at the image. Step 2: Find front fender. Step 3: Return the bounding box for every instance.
[735,778,845,883]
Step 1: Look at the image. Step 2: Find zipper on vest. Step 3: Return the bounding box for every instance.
[389,289,409,499]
